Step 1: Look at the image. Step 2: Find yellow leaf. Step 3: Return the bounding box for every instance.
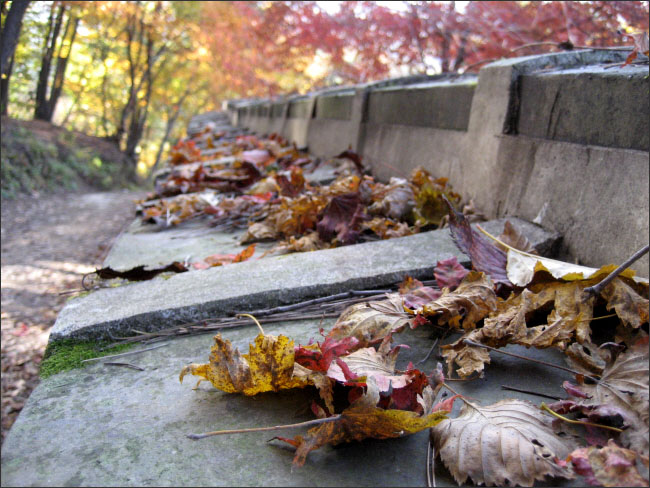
[180,333,310,395]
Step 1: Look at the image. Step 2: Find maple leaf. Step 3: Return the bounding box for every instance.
[276,166,306,197]
[192,244,256,269]
[276,378,447,467]
[433,256,469,290]
[415,271,497,331]
[565,440,649,487]
[179,332,310,395]
[431,399,580,486]
[294,336,359,373]
[327,294,411,348]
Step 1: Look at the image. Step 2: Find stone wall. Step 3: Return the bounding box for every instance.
[226,51,649,275]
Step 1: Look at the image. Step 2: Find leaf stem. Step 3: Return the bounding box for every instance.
[236,313,265,335]
[540,403,624,433]
[462,339,601,383]
[583,244,649,296]
[187,414,342,440]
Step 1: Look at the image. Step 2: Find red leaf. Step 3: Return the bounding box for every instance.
[434,256,469,290]
[443,196,511,286]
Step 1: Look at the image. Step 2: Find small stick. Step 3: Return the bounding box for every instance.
[81,343,168,363]
[187,415,342,440]
[584,244,649,296]
[501,385,561,401]
[427,436,436,488]
[462,339,601,383]
[103,362,145,371]
[540,403,623,433]
[236,313,265,335]
[418,339,439,365]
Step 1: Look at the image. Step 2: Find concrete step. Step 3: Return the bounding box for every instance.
[50,217,558,342]
[1,316,579,487]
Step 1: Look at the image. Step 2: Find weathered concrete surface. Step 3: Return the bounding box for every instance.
[102,219,275,272]
[264,50,648,275]
[1,317,580,487]
[50,218,559,342]
[517,64,649,151]
[366,77,477,130]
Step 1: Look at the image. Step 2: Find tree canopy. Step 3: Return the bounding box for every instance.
[2,0,648,176]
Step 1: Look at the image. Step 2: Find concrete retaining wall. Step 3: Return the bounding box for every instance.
[226,51,649,275]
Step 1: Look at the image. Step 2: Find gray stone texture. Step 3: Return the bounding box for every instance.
[230,50,649,275]
[314,93,354,120]
[50,218,558,342]
[1,318,579,487]
[366,79,476,130]
[517,65,649,150]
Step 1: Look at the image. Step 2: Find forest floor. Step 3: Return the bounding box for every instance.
[1,189,143,445]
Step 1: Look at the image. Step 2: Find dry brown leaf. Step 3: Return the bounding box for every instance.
[441,274,648,378]
[416,271,497,330]
[431,399,579,486]
[240,222,278,244]
[496,220,538,255]
[179,333,310,395]
[277,379,448,467]
[565,439,649,487]
[327,293,411,347]
[579,341,649,456]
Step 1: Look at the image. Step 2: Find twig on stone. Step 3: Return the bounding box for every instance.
[103,362,145,371]
[418,339,439,365]
[584,244,649,297]
[462,339,601,383]
[187,415,342,440]
[540,403,623,433]
[500,385,561,401]
[81,343,168,363]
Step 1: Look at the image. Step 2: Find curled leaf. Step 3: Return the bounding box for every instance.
[277,379,447,467]
[417,271,497,331]
[327,294,411,347]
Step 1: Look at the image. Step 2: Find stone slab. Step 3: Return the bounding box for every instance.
[516,64,649,151]
[50,218,559,342]
[102,219,275,272]
[1,317,579,487]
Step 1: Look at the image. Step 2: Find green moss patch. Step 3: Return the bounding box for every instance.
[40,340,134,378]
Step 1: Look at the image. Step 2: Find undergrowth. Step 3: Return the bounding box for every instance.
[1,122,136,199]
[40,339,133,378]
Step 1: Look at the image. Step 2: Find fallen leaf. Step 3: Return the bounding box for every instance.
[95,262,188,281]
[412,168,461,227]
[316,192,365,244]
[444,197,511,286]
[433,256,469,290]
[431,398,579,486]
[367,177,415,221]
[496,220,538,255]
[327,294,411,347]
[179,333,310,395]
[398,275,441,310]
[416,271,497,331]
[566,440,648,487]
[575,341,649,456]
[276,378,447,467]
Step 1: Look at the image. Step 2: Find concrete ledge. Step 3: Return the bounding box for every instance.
[50,218,559,342]
[517,65,649,150]
[315,92,354,120]
[366,78,476,130]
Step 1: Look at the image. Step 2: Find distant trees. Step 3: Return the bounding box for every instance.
[3,0,649,173]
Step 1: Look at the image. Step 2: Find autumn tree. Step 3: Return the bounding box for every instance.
[0,0,30,114]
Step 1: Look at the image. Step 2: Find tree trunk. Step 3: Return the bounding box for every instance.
[35,4,65,120]
[0,0,30,114]
[45,15,79,121]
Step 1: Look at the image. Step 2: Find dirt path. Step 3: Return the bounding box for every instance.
[1,189,144,445]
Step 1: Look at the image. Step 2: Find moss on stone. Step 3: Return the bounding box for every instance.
[40,340,134,378]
